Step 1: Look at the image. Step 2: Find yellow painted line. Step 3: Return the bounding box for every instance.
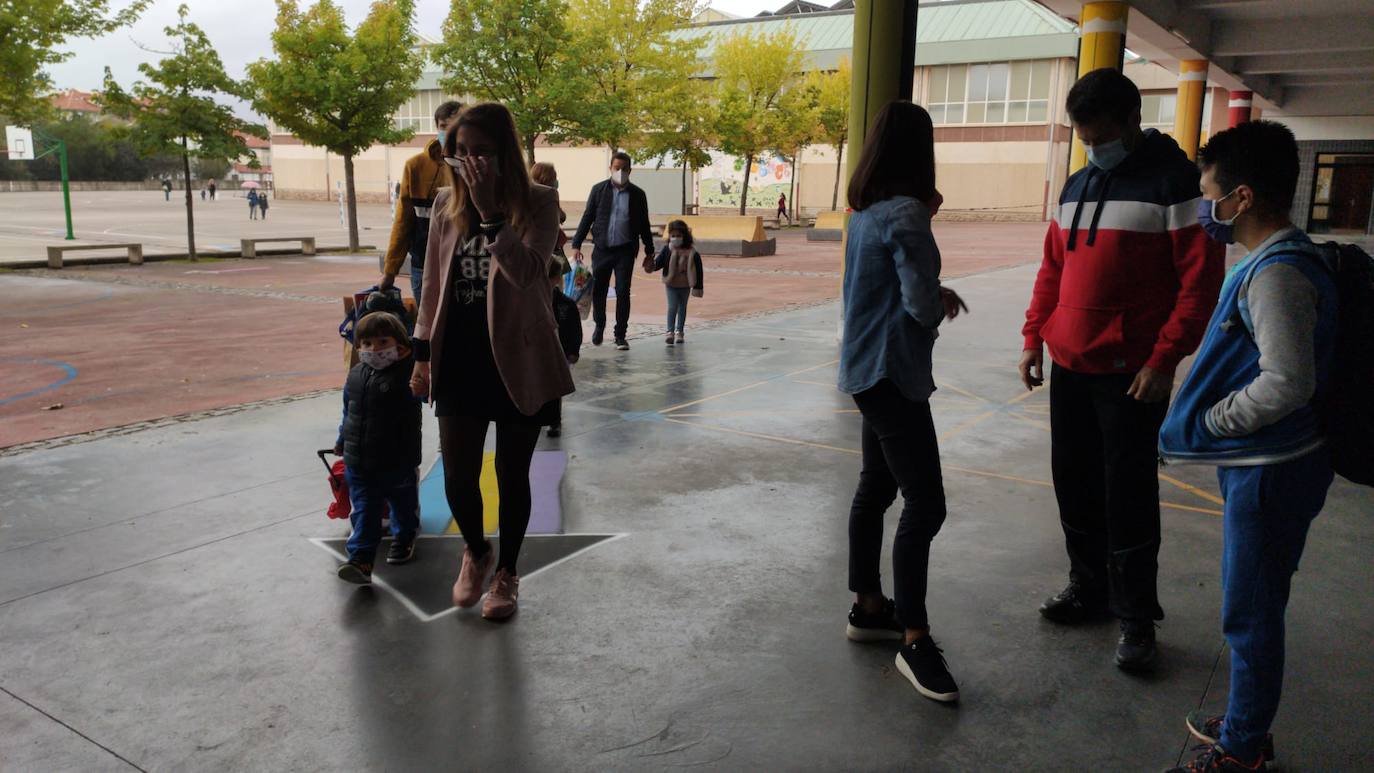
[1160,501,1224,516]
[1004,412,1053,432]
[657,359,840,415]
[785,358,840,378]
[944,464,1053,488]
[665,408,860,418]
[790,378,841,388]
[934,380,990,403]
[1159,472,1226,506]
[936,410,1000,443]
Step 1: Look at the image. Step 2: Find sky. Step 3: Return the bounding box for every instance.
[49,0,784,118]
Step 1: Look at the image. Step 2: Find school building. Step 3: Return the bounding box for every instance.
[268,0,1374,235]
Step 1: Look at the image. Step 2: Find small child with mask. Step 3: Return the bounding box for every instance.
[647,219,705,346]
[333,311,423,583]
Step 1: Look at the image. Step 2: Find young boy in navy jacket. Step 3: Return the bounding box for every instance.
[1159,122,1340,773]
[334,311,423,583]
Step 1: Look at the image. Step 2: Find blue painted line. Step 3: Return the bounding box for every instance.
[0,357,78,407]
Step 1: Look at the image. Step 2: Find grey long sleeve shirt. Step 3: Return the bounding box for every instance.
[1206,228,1320,438]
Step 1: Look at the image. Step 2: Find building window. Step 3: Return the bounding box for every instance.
[393,90,459,133]
[927,60,1052,125]
[1140,93,1177,133]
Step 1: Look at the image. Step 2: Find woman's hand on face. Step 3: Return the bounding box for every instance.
[940,286,968,321]
[457,156,501,221]
[410,361,430,398]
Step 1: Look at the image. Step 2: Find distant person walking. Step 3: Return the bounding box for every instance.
[410,103,574,621]
[380,100,463,300]
[207,179,217,201]
[838,100,968,705]
[777,192,790,225]
[647,219,704,346]
[571,152,655,351]
[258,191,269,220]
[247,189,260,220]
[162,179,172,201]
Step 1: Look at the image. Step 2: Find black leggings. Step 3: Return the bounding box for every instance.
[847,380,948,631]
[438,416,541,574]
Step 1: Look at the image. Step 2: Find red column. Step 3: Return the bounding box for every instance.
[1228,91,1253,128]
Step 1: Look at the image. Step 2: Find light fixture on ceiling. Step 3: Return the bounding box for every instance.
[1168,26,1191,45]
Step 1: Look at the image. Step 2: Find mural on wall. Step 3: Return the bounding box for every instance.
[700,151,793,209]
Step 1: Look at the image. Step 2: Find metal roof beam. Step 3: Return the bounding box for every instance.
[1212,17,1373,57]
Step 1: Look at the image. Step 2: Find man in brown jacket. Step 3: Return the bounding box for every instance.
[379,100,463,298]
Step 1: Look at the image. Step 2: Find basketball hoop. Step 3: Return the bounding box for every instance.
[4,126,36,160]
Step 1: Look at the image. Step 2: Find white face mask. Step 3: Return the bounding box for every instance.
[669,237,683,248]
[358,346,400,370]
[610,169,627,186]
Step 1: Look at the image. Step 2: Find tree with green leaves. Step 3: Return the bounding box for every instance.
[770,86,817,224]
[248,0,422,251]
[712,24,804,215]
[434,0,576,164]
[804,57,850,211]
[640,71,715,214]
[100,4,266,261]
[556,0,700,154]
[0,0,149,125]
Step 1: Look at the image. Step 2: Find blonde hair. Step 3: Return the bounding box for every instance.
[441,103,533,237]
[528,162,557,187]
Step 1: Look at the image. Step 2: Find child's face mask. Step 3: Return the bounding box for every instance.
[669,237,683,248]
[358,346,400,370]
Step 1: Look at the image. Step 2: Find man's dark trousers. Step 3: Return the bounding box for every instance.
[1049,363,1167,621]
[591,244,637,341]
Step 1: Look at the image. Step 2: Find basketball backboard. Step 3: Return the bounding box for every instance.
[5,126,35,160]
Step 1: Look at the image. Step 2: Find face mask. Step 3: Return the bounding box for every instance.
[436,128,447,146]
[1086,138,1129,171]
[358,346,400,370]
[610,169,627,186]
[669,237,683,248]
[442,155,499,175]
[1197,189,1241,244]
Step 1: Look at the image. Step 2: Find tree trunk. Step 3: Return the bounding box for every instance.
[344,153,360,252]
[738,154,753,216]
[525,135,537,166]
[681,161,689,215]
[790,155,799,223]
[832,142,844,211]
[180,139,196,261]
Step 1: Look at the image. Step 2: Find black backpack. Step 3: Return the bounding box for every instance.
[1321,242,1374,486]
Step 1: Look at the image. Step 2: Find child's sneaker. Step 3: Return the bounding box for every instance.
[481,568,520,620]
[895,636,959,703]
[337,560,373,584]
[1167,744,1267,772]
[453,542,494,608]
[386,538,416,565]
[1185,712,1275,768]
[846,597,903,642]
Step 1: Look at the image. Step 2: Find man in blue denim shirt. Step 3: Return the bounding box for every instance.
[572,152,656,351]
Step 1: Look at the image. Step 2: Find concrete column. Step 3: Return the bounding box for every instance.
[1228,90,1253,128]
[1174,60,1209,161]
[1068,1,1129,173]
[845,0,918,185]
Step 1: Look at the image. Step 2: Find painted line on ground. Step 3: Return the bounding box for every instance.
[0,357,78,407]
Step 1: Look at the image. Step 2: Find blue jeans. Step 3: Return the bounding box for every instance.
[666,286,690,333]
[1216,449,1333,761]
[410,260,424,302]
[345,466,421,563]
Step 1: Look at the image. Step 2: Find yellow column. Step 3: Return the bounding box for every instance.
[1174,60,1208,160]
[1068,1,1129,173]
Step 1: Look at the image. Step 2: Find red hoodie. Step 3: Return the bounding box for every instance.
[1023,130,1224,376]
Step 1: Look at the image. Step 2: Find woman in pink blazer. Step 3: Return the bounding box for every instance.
[409,103,575,621]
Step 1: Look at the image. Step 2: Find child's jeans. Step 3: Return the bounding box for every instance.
[1216,449,1333,761]
[345,465,421,563]
[666,286,690,333]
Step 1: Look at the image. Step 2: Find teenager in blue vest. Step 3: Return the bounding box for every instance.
[1159,121,1340,773]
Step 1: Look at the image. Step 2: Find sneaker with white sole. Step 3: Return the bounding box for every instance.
[846,598,903,642]
[337,559,373,584]
[895,636,959,703]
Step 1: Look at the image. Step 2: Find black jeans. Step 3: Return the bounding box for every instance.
[848,380,948,631]
[1049,363,1167,621]
[438,416,541,574]
[591,244,637,340]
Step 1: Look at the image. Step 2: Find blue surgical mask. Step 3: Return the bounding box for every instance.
[1086,138,1129,171]
[436,129,447,146]
[1197,189,1240,244]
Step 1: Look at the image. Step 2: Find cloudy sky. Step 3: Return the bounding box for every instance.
[49,0,784,118]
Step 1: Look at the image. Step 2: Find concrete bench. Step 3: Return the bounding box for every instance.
[46,243,143,269]
[658,215,776,257]
[808,210,846,242]
[241,236,316,258]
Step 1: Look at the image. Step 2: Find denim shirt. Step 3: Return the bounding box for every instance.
[838,196,943,401]
[607,186,631,247]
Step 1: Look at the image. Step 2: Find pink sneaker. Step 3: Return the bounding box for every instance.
[453,543,494,608]
[481,568,520,620]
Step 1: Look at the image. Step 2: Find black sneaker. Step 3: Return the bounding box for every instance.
[1166,743,1267,772]
[1115,618,1158,672]
[547,424,562,438]
[1185,712,1275,768]
[894,636,959,703]
[386,539,416,565]
[1038,581,1109,624]
[337,560,373,584]
[615,338,630,350]
[846,598,903,642]
[591,327,605,346]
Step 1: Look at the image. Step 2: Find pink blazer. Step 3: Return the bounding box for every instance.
[413,183,574,415]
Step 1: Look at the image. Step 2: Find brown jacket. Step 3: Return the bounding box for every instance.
[383,139,447,276]
[413,184,574,415]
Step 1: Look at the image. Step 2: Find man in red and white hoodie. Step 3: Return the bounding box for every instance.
[1018,68,1224,671]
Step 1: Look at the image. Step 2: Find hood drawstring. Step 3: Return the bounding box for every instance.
[1085,170,1115,247]
[1065,165,1096,251]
